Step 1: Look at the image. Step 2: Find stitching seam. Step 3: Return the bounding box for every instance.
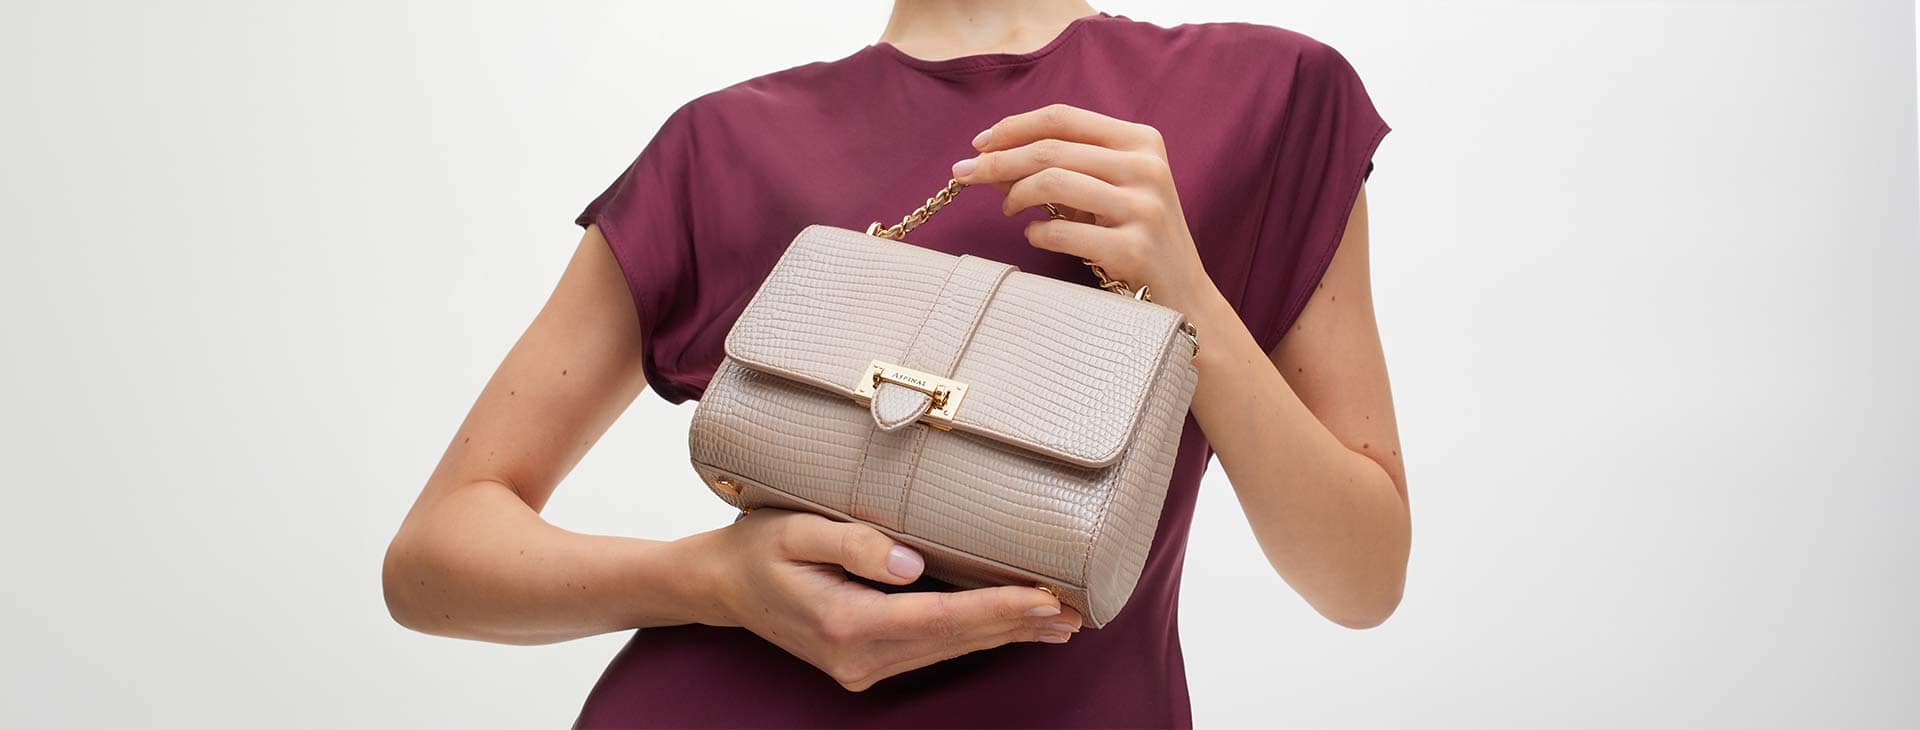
[897,425,929,532]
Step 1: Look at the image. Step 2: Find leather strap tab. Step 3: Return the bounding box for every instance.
[871,255,1015,431]
[847,422,927,530]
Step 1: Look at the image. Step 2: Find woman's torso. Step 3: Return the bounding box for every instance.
[571,12,1388,728]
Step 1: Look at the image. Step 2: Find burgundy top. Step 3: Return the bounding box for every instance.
[572,12,1386,729]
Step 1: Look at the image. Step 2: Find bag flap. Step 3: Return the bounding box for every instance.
[723,225,1186,469]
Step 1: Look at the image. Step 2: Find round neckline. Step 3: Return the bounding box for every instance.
[871,12,1112,74]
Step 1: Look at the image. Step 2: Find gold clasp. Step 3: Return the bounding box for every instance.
[850,360,969,429]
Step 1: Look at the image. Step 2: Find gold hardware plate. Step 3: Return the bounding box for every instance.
[850,360,968,429]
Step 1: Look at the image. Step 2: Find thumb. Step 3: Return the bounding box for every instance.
[784,518,924,586]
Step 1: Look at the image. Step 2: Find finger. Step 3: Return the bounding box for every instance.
[1049,603,1085,634]
[779,515,925,585]
[1001,167,1131,222]
[975,103,1161,154]
[1022,217,1130,262]
[866,585,1061,641]
[1043,203,1097,225]
[861,590,1082,642]
[852,612,1083,690]
[984,181,1091,224]
[953,139,1157,188]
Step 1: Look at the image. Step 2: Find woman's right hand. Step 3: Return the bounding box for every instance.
[683,508,1082,691]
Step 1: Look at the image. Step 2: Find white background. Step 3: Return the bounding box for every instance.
[3,1,1916,727]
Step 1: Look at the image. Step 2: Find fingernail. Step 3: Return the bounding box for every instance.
[886,545,923,580]
[1025,604,1061,617]
[951,157,977,178]
[1046,622,1077,634]
[1039,633,1071,644]
[971,128,992,149]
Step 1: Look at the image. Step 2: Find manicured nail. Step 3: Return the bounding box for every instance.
[1039,633,1071,644]
[971,128,993,149]
[1025,604,1061,617]
[886,545,924,580]
[1046,622,1078,634]
[951,157,977,178]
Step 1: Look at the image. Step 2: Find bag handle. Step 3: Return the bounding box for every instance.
[866,178,1199,355]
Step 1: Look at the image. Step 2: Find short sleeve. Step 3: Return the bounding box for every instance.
[575,105,702,403]
[1246,39,1390,353]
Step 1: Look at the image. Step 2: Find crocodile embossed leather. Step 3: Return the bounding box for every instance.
[688,215,1200,628]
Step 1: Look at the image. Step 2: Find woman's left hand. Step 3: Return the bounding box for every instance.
[952,103,1218,312]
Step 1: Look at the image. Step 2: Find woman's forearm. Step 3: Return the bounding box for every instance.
[382,479,717,645]
[1167,279,1411,629]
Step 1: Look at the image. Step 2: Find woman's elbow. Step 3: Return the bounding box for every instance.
[1306,555,1408,630]
[1322,490,1411,629]
[381,526,435,633]
[1319,581,1404,630]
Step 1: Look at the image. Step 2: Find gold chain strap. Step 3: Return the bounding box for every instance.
[866,178,1199,356]
[865,178,966,242]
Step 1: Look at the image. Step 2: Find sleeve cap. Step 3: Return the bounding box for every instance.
[574,102,704,402]
[1246,36,1389,353]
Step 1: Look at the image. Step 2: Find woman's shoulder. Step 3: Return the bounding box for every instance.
[661,46,877,127]
[1097,13,1362,78]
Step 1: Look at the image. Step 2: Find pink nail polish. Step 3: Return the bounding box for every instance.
[886,545,923,580]
[1025,604,1061,618]
[1046,622,1077,634]
[1039,633,1070,644]
[951,157,977,177]
[971,128,993,149]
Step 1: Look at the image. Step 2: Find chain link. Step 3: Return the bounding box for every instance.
[864,179,965,242]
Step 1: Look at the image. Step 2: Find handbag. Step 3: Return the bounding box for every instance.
[687,179,1200,628]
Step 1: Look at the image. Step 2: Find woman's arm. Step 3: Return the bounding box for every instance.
[1177,188,1411,628]
[956,104,1411,628]
[381,228,707,643]
[383,226,1081,687]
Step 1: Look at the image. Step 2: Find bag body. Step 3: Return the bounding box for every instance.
[688,220,1198,628]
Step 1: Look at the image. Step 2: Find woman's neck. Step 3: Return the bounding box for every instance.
[878,0,1098,60]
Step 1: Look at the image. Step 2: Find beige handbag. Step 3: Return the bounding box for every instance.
[688,180,1199,628]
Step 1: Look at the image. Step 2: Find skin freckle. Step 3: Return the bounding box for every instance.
[562,369,568,376]
[1362,443,1371,449]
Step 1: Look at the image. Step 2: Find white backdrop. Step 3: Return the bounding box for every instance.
[3,1,1916,727]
